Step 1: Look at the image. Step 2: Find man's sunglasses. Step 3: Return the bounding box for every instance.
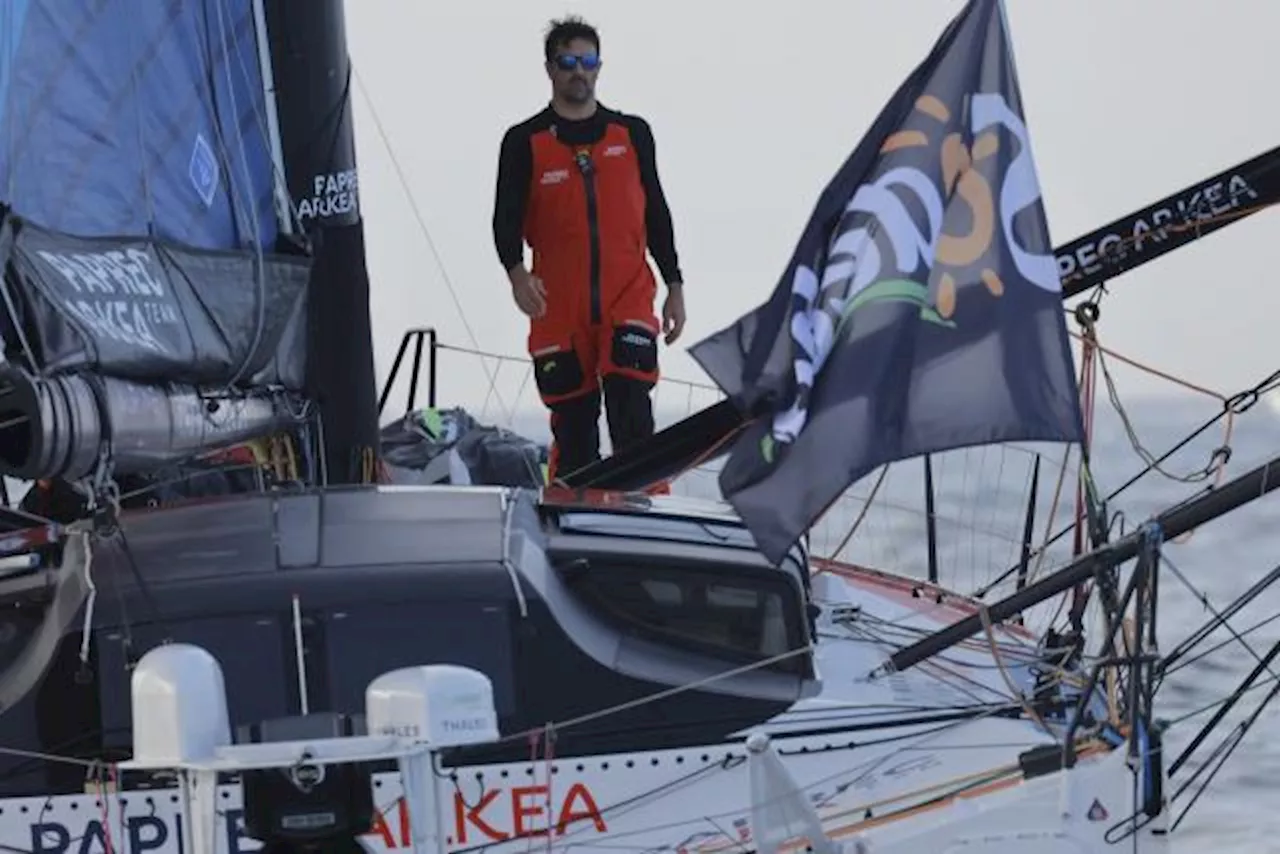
[554,53,600,72]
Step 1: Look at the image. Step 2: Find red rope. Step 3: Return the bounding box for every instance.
[93,763,117,854]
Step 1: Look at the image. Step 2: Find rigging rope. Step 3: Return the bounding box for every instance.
[977,604,1052,736]
[348,66,517,427]
[1163,610,1280,681]
[1162,666,1280,729]
[972,360,1280,601]
[819,466,889,567]
[1156,555,1280,724]
[1073,331,1236,489]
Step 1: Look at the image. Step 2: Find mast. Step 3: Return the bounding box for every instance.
[257,0,380,485]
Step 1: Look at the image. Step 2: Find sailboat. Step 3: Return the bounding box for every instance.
[0,1,1278,853]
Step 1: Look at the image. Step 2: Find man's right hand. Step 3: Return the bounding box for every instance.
[508,266,547,318]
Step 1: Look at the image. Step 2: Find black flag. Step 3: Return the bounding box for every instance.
[688,0,1085,566]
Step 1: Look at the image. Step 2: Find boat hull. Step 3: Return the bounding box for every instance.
[0,720,1166,854]
[0,486,1163,853]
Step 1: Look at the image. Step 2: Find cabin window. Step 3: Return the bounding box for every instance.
[562,560,805,674]
[320,600,516,719]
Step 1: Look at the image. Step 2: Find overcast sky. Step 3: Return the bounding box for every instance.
[343,1,1280,425]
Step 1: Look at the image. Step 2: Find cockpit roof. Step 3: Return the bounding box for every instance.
[538,487,808,566]
[539,486,740,524]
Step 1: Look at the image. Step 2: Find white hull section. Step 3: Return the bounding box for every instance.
[6,731,1166,854]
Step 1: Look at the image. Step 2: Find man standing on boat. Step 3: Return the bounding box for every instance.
[492,15,686,488]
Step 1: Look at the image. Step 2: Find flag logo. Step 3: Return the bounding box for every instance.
[764,86,1061,459]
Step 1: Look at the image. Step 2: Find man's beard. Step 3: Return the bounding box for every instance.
[562,77,592,103]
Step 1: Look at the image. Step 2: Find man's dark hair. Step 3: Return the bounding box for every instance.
[544,15,600,63]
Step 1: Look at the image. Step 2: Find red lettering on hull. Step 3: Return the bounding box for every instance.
[354,783,608,848]
[454,782,607,844]
[364,800,412,848]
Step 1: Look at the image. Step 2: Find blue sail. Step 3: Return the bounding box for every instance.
[0,0,278,250]
[0,0,312,483]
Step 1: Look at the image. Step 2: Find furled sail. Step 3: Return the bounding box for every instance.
[0,0,311,483]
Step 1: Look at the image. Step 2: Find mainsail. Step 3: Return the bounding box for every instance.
[0,0,383,792]
[0,0,379,488]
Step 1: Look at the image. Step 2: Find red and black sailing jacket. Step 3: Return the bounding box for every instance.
[492,104,682,328]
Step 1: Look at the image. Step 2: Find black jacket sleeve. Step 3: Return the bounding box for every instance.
[492,125,531,273]
[628,117,683,286]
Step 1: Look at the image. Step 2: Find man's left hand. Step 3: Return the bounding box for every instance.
[662,284,686,345]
